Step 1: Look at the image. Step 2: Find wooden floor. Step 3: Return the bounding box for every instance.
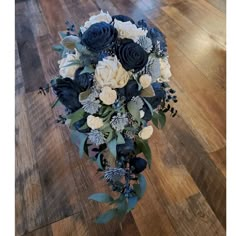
[15,0,226,235]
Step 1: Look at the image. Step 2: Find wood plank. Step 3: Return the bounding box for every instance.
[15,2,46,93]
[148,9,226,88]
[15,42,47,236]
[205,0,226,14]
[166,193,225,236]
[164,116,226,228]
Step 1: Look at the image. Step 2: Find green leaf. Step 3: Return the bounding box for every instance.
[107,139,117,158]
[152,111,166,129]
[143,98,153,116]
[127,101,140,123]
[79,65,95,75]
[116,196,128,219]
[96,153,104,170]
[158,111,166,128]
[151,112,159,128]
[95,209,117,224]
[88,193,114,203]
[58,31,67,39]
[133,184,142,199]
[138,174,147,199]
[52,44,64,52]
[127,196,138,211]
[67,108,85,126]
[135,138,152,167]
[70,130,87,158]
[116,132,125,145]
[62,60,80,68]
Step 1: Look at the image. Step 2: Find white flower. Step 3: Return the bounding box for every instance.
[138,126,153,140]
[140,110,145,118]
[139,74,152,89]
[114,19,147,42]
[95,56,130,88]
[59,49,80,79]
[81,10,112,33]
[158,58,172,82]
[99,86,117,105]
[87,115,104,130]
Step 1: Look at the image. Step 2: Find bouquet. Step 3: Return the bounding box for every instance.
[39,11,177,224]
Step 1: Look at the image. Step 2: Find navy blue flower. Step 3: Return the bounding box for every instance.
[130,157,147,174]
[81,22,118,53]
[117,79,141,101]
[117,138,135,157]
[116,38,148,72]
[147,27,167,54]
[74,67,93,92]
[112,15,135,24]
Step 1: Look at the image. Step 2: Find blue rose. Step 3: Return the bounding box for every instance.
[116,38,148,72]
[81,22,118,53]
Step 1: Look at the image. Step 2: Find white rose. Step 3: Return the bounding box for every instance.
[138,126,153,140]
[59,49,80,79]
[114,19,147,42]
[140,110,145,118]
[95,56,130,88]
[139,74,152,89]
[157,58,172,82]
[99,86,117,105]
[87,115,104,130]
[81,10,112,33]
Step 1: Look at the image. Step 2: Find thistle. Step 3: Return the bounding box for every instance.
[104,168,126,182]
[137,36,153,53]
[88,129,105,146]
[110,113,129,132]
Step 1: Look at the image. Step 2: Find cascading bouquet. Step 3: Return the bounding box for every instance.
[39,11,177,224]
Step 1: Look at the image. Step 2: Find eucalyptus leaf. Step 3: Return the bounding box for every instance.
[52,44,64,52]
[58,31,67,40]
[127,196,138,211]
[127,101,140,123]
[62,60,80,68]
[79,89,92,103]
[95,209,117,224]
[133,184,142,199]
[96,153,104,170]
[107,139,117,158]
[62,35,80,50]
[88,193,113,203]
[116,132,126,145]
[70,130,87,158]
[116,196,128,219]
[79,65,95,75]
[138,174,147,198]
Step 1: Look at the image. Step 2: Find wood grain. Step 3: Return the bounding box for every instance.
[15,0,226,235]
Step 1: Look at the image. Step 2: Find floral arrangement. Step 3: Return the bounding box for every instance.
[39,11,177,224]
